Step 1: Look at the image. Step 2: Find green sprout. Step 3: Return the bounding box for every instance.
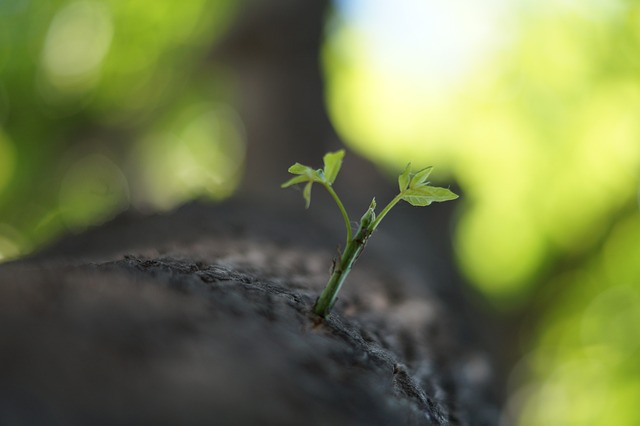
[282,150,458,318]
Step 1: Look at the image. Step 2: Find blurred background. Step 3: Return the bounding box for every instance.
[1,0,639,424]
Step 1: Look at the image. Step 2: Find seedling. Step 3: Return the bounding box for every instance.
[282,150,458,318]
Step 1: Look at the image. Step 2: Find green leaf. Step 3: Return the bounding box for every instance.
[322,150,345,184]
[281,175,309,188]
[303,181,313,208]
[398,163,411,192]
[409,166,433,188]
[282,162,324,188]
[401,186,458,206]
[288,163,314,175]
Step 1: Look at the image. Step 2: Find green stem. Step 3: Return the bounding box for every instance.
[323,183,352,245]
[313,214,373,317]
[368,192,403,232]
[314,193,406,318]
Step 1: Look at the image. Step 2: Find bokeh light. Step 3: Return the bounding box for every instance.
[325,0,640,301]
[58,153,129,230]
[0,0,240,257]
[41,1,113,95]
[0,129,15,193]
[132,101,246,210]
[324,0,640,424]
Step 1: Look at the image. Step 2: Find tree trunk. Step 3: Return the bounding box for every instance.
[0,200,500,425]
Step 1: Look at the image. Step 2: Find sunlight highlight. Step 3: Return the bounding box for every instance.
[337,0,512,85]
[325,3,640,421]
[41,1,113,93]
[133,102,246,210]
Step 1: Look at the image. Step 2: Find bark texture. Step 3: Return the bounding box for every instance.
[0,200,500,425]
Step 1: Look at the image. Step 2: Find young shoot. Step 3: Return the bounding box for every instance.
[282,150,458,318]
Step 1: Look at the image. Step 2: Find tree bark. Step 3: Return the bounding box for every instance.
[0,200,500,425]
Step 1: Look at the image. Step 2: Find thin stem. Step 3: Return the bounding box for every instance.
[313,213,373,317]
[368,192,403,232]
[323,183,352,245]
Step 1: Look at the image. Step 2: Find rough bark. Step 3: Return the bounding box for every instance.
[0,200,500,425]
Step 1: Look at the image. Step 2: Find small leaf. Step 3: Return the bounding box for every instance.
[398,163,411,192]
[281,175,310,188]
[288,163,314,175]
[303,181,313,208]
[401,186,458,206]
[409,166,433,188]
[282,162,324,204]
[322,150,345,184]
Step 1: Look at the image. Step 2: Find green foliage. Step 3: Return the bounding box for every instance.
[0,0,240,260]
[322,150,345,184]
[283,150,457,317]
[397,165,457,207]
[282,150,345,208]
[397,163,412,192]
[323,2,640,423]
